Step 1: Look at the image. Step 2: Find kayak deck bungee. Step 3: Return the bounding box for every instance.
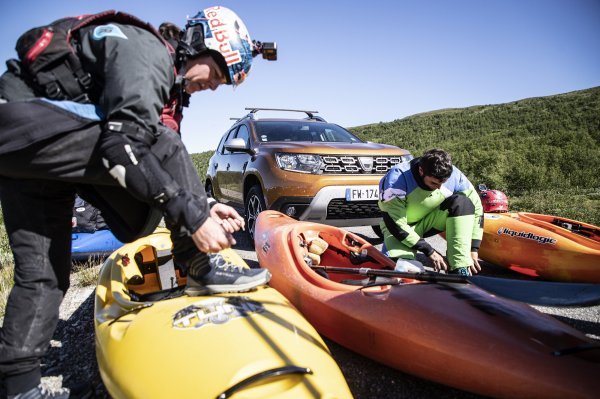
[479,212,600,283]
[94,228,352,399]
[255,211,600,399]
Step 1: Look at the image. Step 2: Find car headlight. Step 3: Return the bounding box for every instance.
[275,153,322,174]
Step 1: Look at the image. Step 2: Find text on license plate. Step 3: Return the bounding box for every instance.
[345,186,379,201]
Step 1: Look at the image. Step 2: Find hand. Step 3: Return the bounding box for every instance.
[428,251,448,272]
[210,203,245,234]
[191,216,236,253]
[469,251,482,275]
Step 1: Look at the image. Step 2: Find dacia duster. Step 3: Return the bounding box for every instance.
[205,108,413,239]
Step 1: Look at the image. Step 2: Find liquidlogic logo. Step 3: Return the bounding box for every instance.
[173,296,264,329]
[497,227,557,245]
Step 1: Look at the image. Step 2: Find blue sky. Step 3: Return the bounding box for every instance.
[2,1,599,153]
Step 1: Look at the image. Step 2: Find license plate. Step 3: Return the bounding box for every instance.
[345,186,379,201]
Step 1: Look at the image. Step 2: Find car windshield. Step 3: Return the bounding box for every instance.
[254,121,363,143]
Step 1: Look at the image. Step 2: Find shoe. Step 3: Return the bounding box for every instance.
[394,258,425,273]
[185,254,271,296]
[8,385,69,399]
[449,267,471,276]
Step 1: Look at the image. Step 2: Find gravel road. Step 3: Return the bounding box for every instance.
[11,226,598,399]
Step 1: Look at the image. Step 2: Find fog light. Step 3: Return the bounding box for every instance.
[285,206,297,217]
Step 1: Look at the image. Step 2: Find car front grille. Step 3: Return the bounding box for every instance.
[326,199,382,219]
[320,155,410,174]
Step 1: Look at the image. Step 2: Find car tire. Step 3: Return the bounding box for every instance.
[245,185,266,240]
[372,224,384,239]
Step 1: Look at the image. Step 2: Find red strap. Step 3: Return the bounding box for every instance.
[160,100,182,133]
[25,29,53,63]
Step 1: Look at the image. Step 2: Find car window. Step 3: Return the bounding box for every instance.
[221,127,239,155]
[215,133,227,154]
[235,124,250,148]
[254,121,363,143]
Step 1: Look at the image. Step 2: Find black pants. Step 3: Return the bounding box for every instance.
[0,101,202,393]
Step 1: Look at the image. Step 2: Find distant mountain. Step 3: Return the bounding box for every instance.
[349,87,600,224]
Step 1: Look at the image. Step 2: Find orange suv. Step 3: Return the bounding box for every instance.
[205,108,413,238]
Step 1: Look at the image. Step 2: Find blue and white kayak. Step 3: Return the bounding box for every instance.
[72,229,124,262]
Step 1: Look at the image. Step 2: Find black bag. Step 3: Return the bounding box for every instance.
[72,196,107,233]
[14,10,165,102]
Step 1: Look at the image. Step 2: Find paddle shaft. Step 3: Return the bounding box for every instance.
[312,265,600,307]
[314,266,469,284]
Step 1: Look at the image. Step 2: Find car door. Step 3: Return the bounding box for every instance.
[226,124,252,204]
[212,127,237,203]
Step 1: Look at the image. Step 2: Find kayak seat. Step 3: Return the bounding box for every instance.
[126,246,187,295]
[305,252,321,266]
[308,237,329,255]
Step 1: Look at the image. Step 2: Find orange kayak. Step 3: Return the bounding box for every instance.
[479,212,600,283]
[255,210,600,399]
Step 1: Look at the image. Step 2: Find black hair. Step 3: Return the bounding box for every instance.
[159,22,182,41]
[419,149,453,180]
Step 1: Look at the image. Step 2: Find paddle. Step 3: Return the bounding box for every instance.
[311,266,600,307]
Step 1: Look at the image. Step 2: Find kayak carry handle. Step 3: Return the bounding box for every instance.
[216,366,313,399]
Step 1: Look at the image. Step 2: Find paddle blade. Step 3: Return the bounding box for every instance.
[469,276,600,307]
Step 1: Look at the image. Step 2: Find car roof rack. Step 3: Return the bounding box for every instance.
[240,107,327,122]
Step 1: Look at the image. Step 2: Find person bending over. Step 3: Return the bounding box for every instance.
[378,149,483,275]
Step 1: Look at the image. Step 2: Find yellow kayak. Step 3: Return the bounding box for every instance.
[94,228,352,399]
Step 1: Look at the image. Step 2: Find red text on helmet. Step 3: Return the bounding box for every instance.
[204,6,242,66]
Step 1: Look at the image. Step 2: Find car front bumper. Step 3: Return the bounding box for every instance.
[269,185,382,227]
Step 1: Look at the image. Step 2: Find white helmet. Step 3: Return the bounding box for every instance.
[182,6,256,86]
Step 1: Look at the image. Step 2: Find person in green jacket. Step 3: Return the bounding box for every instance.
[378,149,483,275]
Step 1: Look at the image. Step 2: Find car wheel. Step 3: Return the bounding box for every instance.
[372,224,384,239]
[245,185,266,240]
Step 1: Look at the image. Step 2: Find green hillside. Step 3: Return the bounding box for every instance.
[349,87,600,225]
[191,151,212,179]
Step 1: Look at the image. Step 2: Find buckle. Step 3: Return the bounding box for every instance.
[72,93,90,103]
[153,192,169,205]
[44,81,62,99]
[78,72,92,89]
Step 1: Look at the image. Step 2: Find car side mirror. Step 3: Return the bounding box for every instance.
[224,138,255,155]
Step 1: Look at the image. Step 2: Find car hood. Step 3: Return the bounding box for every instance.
[256,141,409,155]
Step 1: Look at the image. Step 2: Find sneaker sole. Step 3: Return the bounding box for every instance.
[185,271,271,296]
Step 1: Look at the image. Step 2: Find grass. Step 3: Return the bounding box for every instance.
[509,188,600,226]
[0,258,102,319]
[0,264,14,318]
[72,259,103,287]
